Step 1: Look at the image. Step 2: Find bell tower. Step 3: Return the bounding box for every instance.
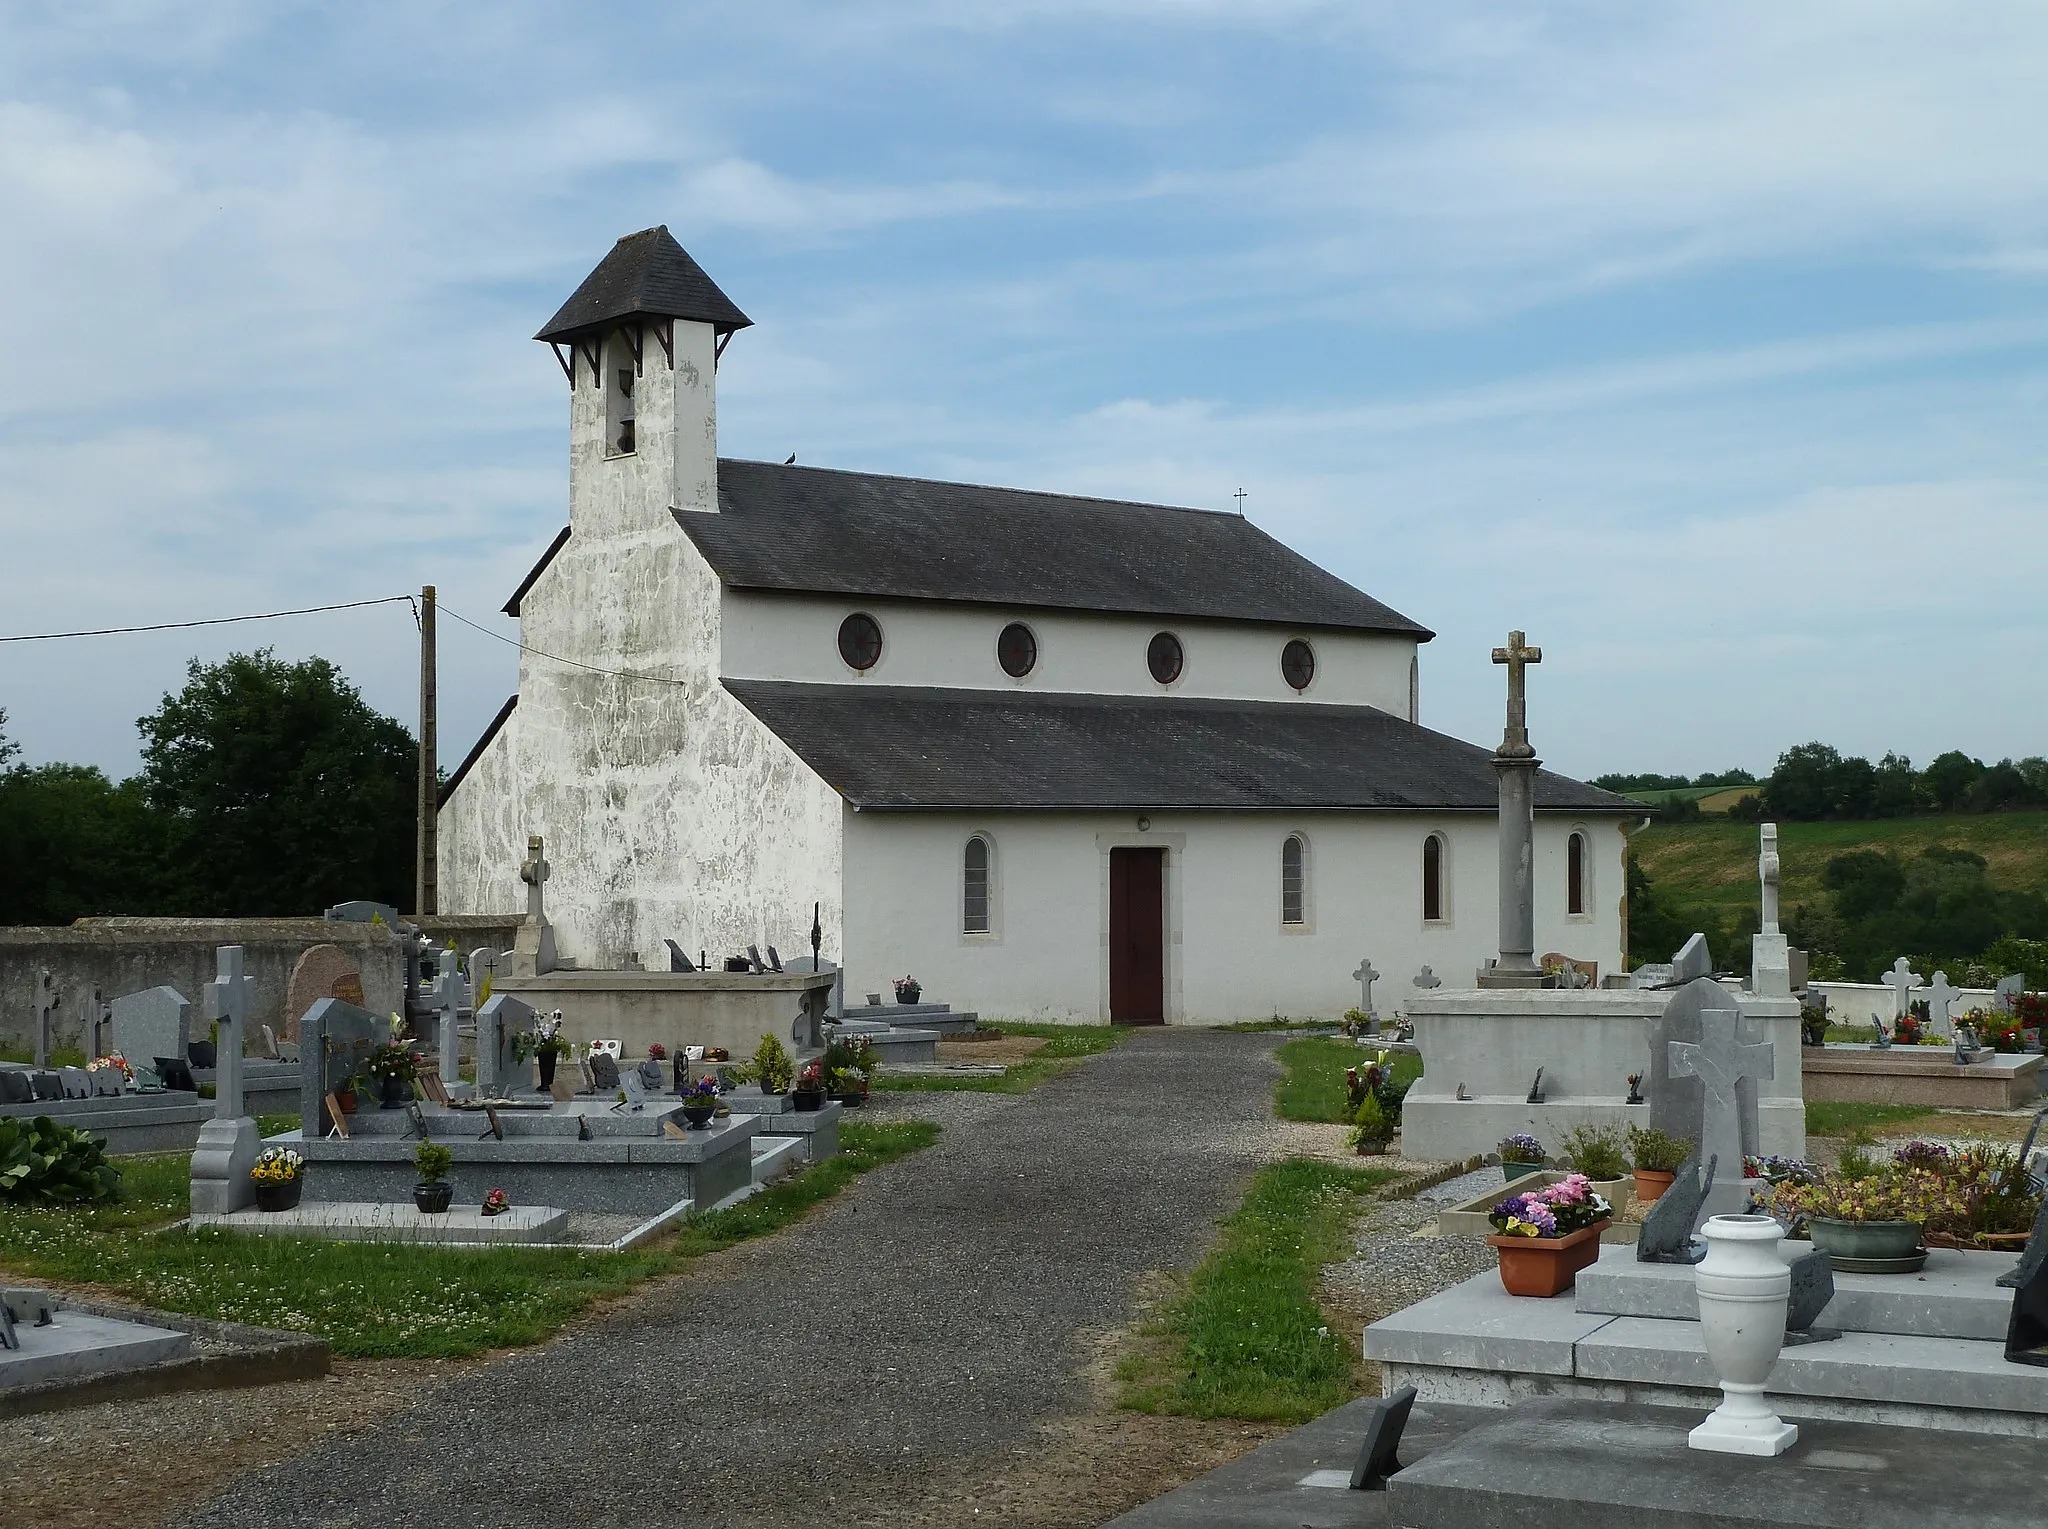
[535,226,751,536]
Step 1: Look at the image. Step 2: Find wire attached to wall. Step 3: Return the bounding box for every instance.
[437,603,692,688]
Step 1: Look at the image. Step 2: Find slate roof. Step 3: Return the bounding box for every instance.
[535,226,751,342]
[723,681,1641,814]
[439,695,517,808]
[678,460,1432,637]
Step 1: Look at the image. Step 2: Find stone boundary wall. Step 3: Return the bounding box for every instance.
[0,914,522,1055]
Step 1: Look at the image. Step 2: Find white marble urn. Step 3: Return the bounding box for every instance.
[1688,1213,1798,1457]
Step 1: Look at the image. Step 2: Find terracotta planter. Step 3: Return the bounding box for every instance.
[1634,1169,1676,1204]
[1486,1220,1610,1297]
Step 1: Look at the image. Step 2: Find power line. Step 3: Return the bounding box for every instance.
[437,602,691,687]
[0,595,416,645]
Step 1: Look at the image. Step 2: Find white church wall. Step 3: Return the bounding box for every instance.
[438,317,845,967]
[722,591,1420,713]
[840,809,1626,1024]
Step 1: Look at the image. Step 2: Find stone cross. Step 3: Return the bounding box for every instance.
[87,985,110,1061]
[1352,958,1381,1014]
[1670,999,1777,1222]
[1490,629,1542,759]
[1925,970,1961,1034]
[1883,957,1923,1020]
[433,948,463,1085]
[200,945,255,1120]
[1758,823,1781,936]
[34,969,60,1069]
[1413,966,1442,991]
[520,835,550,924]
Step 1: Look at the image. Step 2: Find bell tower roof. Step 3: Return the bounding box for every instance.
[535,225,751,343]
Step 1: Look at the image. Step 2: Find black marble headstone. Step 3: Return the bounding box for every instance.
[1526,1067,1546,1104]
[188,1038,218,1068]
[1350,1384,1417,1490]
[0,1071,34,1104]
[154,1057,196,1092]
[1637,1150,1716,1264]
[1999,1200,2048,1365]
[1783,1246,1840,1344]
[30,1072,64,1101]
[588,1052,621,1091]
[665,939,694,972]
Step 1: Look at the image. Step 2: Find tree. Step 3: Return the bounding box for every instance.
[1919,751,1984,814]
[1762,742,1841,821]
[137,651,416,916]
[0,764,163,924]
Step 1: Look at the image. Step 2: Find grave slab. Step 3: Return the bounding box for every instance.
[1384,1399,2044,1529]
[0,1311,192,1391]
[191,1201,568,1245]
[1363,1273,1612,1376]
[1801,1045,2041,1109]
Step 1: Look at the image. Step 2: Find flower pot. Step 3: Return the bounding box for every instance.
[1633,1169,1676,1204]
[1486,1220,1609,1297]
[336,1089,358,1116]
[830,1090,865,1108]
[895,986,921,1005]
[537,1054,558,1091]
[1807,1217,1923,1270]
[379,1076,411,1109]
[760,1080,784,1096]
[413,1181,454,1215]
[253,1179,302,1213]
[792,1091,824,1113]
[682,1104,717,1129]
[1502,1161,1545,1185]
[1689,1214,1797,1455]
[1355,1139,1391,1156]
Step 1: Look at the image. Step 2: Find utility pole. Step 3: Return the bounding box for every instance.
[416,584,438,916]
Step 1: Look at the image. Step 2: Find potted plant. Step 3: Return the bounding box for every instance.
[365,1041,418,1109]
[1560,1124,1631,1212]
[824,1035,874,1104]
[413,1141,454,1214]
[1485,1174,1615,1296]
[512,1011,572,1091]
[249,1146,305,1212]
[1627,1124,1692,1204]
[792,1059,826,1111]
[893,974,922,1005]
[1349,1093,1393,1155]
[752,1033,795,1096]
[1799,1002,1830,1047]
[1770,1164,1967,1269]
[681,1076,720,1128]
[1498,1134,1546,1184]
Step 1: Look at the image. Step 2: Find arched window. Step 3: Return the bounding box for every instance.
[963,835,991,934]
[1408,654,1419,722]
[1281,835,1306,925]
[605,328,638,456]
[1423,833,1446,922]
[1567,831,1588,916]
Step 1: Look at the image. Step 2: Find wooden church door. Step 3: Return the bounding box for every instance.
[1108,847,1166,1024]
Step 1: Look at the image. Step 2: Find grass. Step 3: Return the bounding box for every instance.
[1274,1036,1423,1124]
[1805,1101,1945,1138]
[871,1020,1131,1094]
[0,1119,937,1359]
[1118,1158,1398,1423]
[0,1044,88,1067]
[1631,811,2048,918]
[1215,1017,1345,1033]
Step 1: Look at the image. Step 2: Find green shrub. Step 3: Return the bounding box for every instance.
[1561,1124,1628,1181]
[413,1141,453,1184]
[1626,1124,1692,1174]
[751,1032,794,1094]
[0,1117,121,1205]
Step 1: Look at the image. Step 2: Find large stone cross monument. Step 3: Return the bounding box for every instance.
[190,945,260,1215]
[508,834,558,977]
[1750,822,1792,997]
[1670,994,1777,1222]
[1480,629,1544,986]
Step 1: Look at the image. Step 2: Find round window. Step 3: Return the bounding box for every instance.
[1281,638,1316,691]
[837,612,883,671]
[997,622,1037,678]
[1147,631,1184,685]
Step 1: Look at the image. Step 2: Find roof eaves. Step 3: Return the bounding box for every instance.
[504,526,571,617]
[438,694,518,808]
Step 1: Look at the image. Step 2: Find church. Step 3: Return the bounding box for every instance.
[436,226,1639,1023]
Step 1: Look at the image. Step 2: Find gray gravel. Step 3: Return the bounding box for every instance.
[173,1029,1285,1529]
[1323,1171,1499,1327]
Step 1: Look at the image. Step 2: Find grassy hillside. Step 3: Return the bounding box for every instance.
[1630,812,2048,915]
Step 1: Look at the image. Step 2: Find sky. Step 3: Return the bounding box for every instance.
[3,2,2047,784]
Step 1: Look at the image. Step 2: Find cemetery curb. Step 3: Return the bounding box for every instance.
[0,1295,328,1418]
[1385,1154,1486,1201]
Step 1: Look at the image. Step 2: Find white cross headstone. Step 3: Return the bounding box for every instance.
[34,969,60,1069]
[1883,957,1923,1021]
[520,835,550,923]
[200,945,255,1120]
[1758,823,1781,936]
[1352,958,1381,1014]
[1670,996,1778,1223]
[433,948,463,1085]
[468,948,496,1013]
[1925,970,1961,1034]
[1413,966,1442,991]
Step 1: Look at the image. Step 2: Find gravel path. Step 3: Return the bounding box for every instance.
[173,1030,1286,1529]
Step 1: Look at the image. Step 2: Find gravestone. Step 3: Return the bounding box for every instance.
[108,987,190,1075]
[90,1069,123,1098]
[1637,1149,1715,1264]
[620,1069,648,1106]
[766,945,784,972]
[1647,978,1761,1163]
[1997,974,2026,1012]
[588,1053,621,1092]
[81,986,111,1060]
[34,969,60,1069]
[326,899,403,926]
[297,997,384,1133]
[284,944,366,1044]
[1412,966,1441,992]
[746,944,766,973]
[0,1072,31,1105]
[1999,1198,2048,1366]
[430,948,463,1088]
[1671,934,1712,984]
[190,946,259,1214]
[510,834,557,976]
[1353,958,1382,1014]
[474,994,535,1098]
[59,1067,91,1100]
[1884,957,1924,1019]
[1750,825,1792,997]
[1925,971,1961,1033]
[1669,991,1775,1223]
[665,939,694,973]
[1784,1246,1839,1343]
[468,947,497,1014]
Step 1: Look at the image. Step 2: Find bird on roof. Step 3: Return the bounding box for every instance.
[785,454,796,464]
